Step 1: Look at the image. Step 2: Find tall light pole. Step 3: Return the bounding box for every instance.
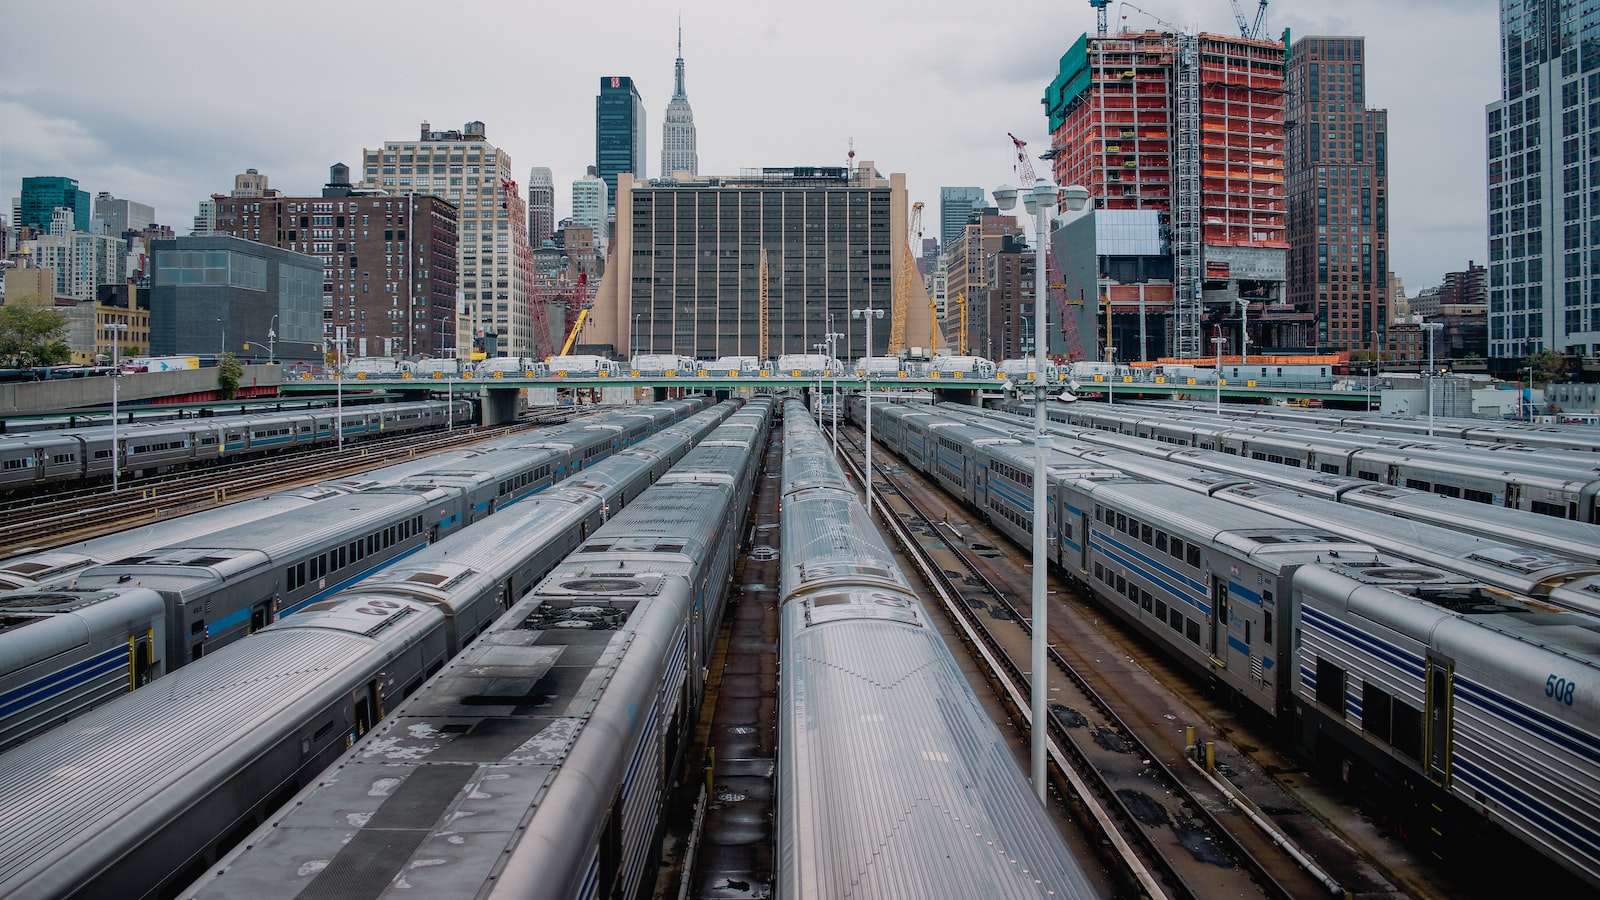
[813,342,827,421]
[1422,322,1443,436]
[1213,334,1226,414]
[826,329,843,456]
[267,314,278,364]
[851,306,884,520]
[334,325,347,451]
[995,177,1089,803]
[1237,298,1250,365]
[106,322,128,492]
[633,314,641,360]
[1370,328,1381,412]
[216,317,225,359]
[1105,344,1116,406]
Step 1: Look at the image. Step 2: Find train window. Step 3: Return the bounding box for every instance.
[1095,505,1105,522]
[1531,500,1566,519]
[1140,589,1152,611]
[1127,516,1139,535]
[1315,657,1346,714]
[1156,532,1168,553]
[1363,684,1393,743]
[1116,574,1126,594]
[1264,609,1273,635]
[192,644,203,661]
[191,619,205,635]
[1243,620,1252,647]
[1391,700,1424,763]
[1185,618,1200,644]
[1406,479,1432,491]
[1186,545,1201,568]
[1140,524,1152,544]
[337,547,347,569]
[1435,484,1461,498]
[1357,470,1380,482]
[1116,513,1127,532]
[1155,598,1168,620]
[1463,488,1493,504]
[1169,609,1183,632]
[1320,464,1340,474]
[1094,562,1104,581]
[1169,537,1184,560]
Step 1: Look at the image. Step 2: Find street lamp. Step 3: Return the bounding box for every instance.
[851,306,885,520]
[995,176,1089,803]
[1237,298,1250,366]
[633,314,641,360]
[813,342,827,422]
[1105,345,1116,406]
[216,318,225,359]
[105,322,128,493]
[334,325,347,451]
[267,314,278,364]
[1370,329,1381,412]
[1213,334,1226,414]
[1421,322,1444,437]
[826,329,844,456]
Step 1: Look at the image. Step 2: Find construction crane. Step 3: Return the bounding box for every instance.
[1229,0,1268,39]
[888,201,922,355]
[500,177,547,358]
[1118,1,1184,34]
[758,248,770,362]
[953,291,968,356]
[556,271,590,357]
[1089,0,1111,35]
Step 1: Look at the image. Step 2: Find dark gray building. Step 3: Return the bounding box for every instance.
[596,76,646,211]
[149,236,322,361]
[939,186,985,251]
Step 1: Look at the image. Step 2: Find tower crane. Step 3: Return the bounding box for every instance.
[953,291,968,356]
[1118,2,1184,34]
[1229,0,1269,39]
[1089,0,1110,35]
[888,201,921,355]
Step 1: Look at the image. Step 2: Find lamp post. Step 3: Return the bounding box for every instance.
[813,342,827,422]
[105,322,128,492]
[1105,344,1116,406]
[995,176,1089,803]
[1370,329,1381,412]
[267,314,278,364]
[1213,334,1226,414]
[334,325,347,451]
[1421,322,1443,436]
[633,314,641,360]
[851,306,884,520]
[1237,298,1249,366]
[826,329,844,456]
[216,318,225,359]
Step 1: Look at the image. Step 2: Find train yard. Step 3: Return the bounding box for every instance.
[2,393,1597,899]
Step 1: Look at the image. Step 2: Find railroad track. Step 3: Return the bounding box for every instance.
[835,426,1346,900]
[0,409,585,551]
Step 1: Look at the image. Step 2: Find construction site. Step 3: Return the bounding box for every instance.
[1044,1,1311,366]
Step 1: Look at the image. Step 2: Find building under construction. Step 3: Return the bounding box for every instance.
[1045,28,1296,361]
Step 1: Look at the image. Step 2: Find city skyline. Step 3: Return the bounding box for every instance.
[1,0,1495,292]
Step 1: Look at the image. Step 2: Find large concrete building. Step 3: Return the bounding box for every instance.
[148,235,322,361]
[660,30,698,177]
[358,122,532,359]
[1044,30,1289,361]
[596,76,646,210]
[1485,0,1600,357]
[210,166,460,359]
[14,176,91,233]
[1286,35,1391,356]
[588,164,936,361]
[943,207,1025,356]
[93,192,155,238]
[22,209,127,302]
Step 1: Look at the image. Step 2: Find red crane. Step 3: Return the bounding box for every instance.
[501,177,549,359]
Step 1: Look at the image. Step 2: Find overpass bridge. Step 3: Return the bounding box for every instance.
[280,369,1379,424]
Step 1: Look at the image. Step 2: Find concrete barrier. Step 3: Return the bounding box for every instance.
[0,365,283,414]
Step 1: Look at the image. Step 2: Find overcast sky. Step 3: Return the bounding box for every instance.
[0,0,1497,291]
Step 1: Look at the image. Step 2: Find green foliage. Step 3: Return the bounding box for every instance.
[217,352,243,399]
[0,295,71,368]
[1521,349,1567,385]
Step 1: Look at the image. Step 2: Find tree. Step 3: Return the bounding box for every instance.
[1521,348,1567,385]
[0,295,71,368]
[217,352,243,399]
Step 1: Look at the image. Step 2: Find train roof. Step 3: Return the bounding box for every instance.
[1089,480,1370,560]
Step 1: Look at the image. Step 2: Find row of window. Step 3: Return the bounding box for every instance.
[1093,560,1201,645]
[498,464,550,496]
[285,515,426,592]
[1313,656,1422,763]
[987,458,1033,489]
[1095,504,1203,568]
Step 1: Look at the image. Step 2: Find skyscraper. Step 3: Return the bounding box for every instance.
[596,76,646,209]
[1287,36,1390,355]
[573,168,609,257]
[93,192,156,237]
[15,176,91,233]
[358,121,531,358]
[939,187,985,250]
[1486,0,1600,357]
[660,27,698,176]
[527,167,555,246]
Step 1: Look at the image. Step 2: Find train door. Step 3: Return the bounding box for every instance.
[249,601,271,633]
[1077,508,1091,574]
[1209,577,1229,668]
[350,680,381,742]
[129,632,155,688]
[1426,657,1454,787]
[1505,483,1521,510]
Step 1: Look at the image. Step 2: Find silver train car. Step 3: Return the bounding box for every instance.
[0,399,715,752]
[0,399,475,493]
[863,399,1600,887]
[775,400,1097,898]
[0,401,740,900]
[184,399,773,900]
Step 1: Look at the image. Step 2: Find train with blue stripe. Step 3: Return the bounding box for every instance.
[857,398,1600,889]
[0,400,742,900]
[182,398,773,900]
[0,399,475,494]
[0,398,713,753]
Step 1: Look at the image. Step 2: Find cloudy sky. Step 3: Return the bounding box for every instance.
[1,0,1496,291]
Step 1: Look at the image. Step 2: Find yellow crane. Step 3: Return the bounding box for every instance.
[953,291,968,355]
[759,248,770,362]
[888,201,922,355]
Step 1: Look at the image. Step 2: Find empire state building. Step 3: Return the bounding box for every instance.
[660,28,698,176]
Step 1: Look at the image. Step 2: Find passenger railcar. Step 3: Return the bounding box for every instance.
[1294,563,1600,888]
[183,399,772,900]
[775,399,1098,898]
[0,399,715,750]
[0,401,741,900]
[0,399,475,494]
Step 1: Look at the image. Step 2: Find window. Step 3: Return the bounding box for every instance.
[1316,656,1346,714]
